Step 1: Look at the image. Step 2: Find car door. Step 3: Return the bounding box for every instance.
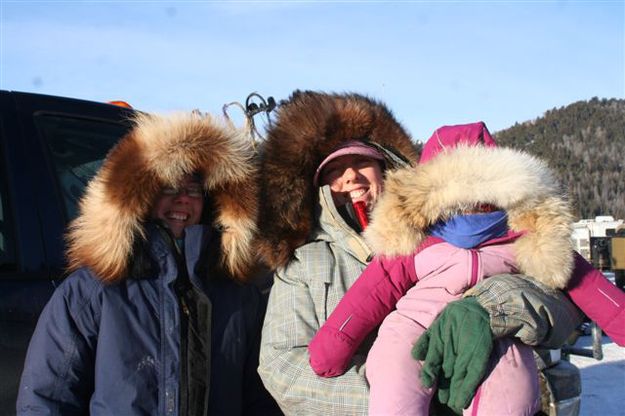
[0,91,133,413]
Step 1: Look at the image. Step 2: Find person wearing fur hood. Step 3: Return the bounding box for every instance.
[308,122,625,415]
[257,90,420,415]
[16,113,280,415]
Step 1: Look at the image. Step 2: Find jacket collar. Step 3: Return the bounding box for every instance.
[148,223,208,286]
[312,186,371,264]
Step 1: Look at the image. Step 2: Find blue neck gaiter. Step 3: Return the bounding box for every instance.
[429,211,508,249]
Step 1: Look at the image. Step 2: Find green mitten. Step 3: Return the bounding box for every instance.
[412,297,494,414]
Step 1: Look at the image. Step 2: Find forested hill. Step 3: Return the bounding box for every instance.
[494,98,625,220]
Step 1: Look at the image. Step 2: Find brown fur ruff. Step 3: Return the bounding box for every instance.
[66,112,259,284]
[257,90,420,270]
[364,145,575,289]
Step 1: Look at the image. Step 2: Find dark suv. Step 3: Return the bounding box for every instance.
[0,91,134,413]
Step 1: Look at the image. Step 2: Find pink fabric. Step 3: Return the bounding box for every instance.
[567,252,625,346]
[309,232,536,415]
[308,237,442,377]
[463,339,540,416]
[365,312,435,415]
[397,243,518,328]
[308,253,419,377]
[419,121,496,164]
[367,327,539,416]
[366,242,535,415]
[308,234,522,377]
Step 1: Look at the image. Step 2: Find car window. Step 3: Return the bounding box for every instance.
[34,114,130,221]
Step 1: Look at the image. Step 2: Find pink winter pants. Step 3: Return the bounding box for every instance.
[366,312,540,416]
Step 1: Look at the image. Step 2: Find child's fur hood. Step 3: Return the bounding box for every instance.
[257,90,420,270]
[66,112,259,284]
[364,145,575,289]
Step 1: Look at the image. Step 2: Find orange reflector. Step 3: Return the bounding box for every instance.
[108,100,133,108]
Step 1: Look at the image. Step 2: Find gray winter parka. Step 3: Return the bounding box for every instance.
[259,186,373,415]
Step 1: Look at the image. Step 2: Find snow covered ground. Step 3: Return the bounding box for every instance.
[568,335,625,415]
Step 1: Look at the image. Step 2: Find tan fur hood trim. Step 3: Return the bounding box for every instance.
[364,145,574,289]
[257,90,420,270]
[66,112,258,284]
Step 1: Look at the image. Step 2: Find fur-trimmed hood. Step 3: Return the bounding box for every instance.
[66,112,259,284]
[364,144,575,289]
[257,90,420,270]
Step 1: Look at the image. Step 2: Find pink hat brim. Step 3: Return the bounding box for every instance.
[313,141,385,186]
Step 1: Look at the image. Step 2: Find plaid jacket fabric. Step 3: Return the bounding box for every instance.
[258,187,373,415]
[466,273,583,347]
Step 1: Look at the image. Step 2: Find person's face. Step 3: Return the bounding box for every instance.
[319,154,384,209]
[151,174,204,238]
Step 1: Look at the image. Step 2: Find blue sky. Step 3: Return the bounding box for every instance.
[2,0,623,141]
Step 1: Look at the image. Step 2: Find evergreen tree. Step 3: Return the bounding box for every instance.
[495,98,625,220]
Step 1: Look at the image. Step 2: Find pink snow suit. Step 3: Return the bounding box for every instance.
[309,233,541,416]
[308,121,625,416]
[365,236,540,416]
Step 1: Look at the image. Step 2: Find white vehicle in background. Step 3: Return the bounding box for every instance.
[542,215,625,415]
[572,216,625,288]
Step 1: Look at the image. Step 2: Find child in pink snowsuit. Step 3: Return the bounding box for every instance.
[309,122,583,415]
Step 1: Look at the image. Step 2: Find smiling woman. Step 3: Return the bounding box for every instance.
[150,174,204,239]
[319,153,384,210]
[16,112,280,416]
[256,91,421,415]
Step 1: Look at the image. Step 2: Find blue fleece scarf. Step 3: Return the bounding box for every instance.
[429,211,508,249]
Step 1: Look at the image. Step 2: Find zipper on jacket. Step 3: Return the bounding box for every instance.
[470,249,479,287]
[180,296,190,317]
[157,225,192,416]
[173,255,192,416]
[176,281,190,416]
